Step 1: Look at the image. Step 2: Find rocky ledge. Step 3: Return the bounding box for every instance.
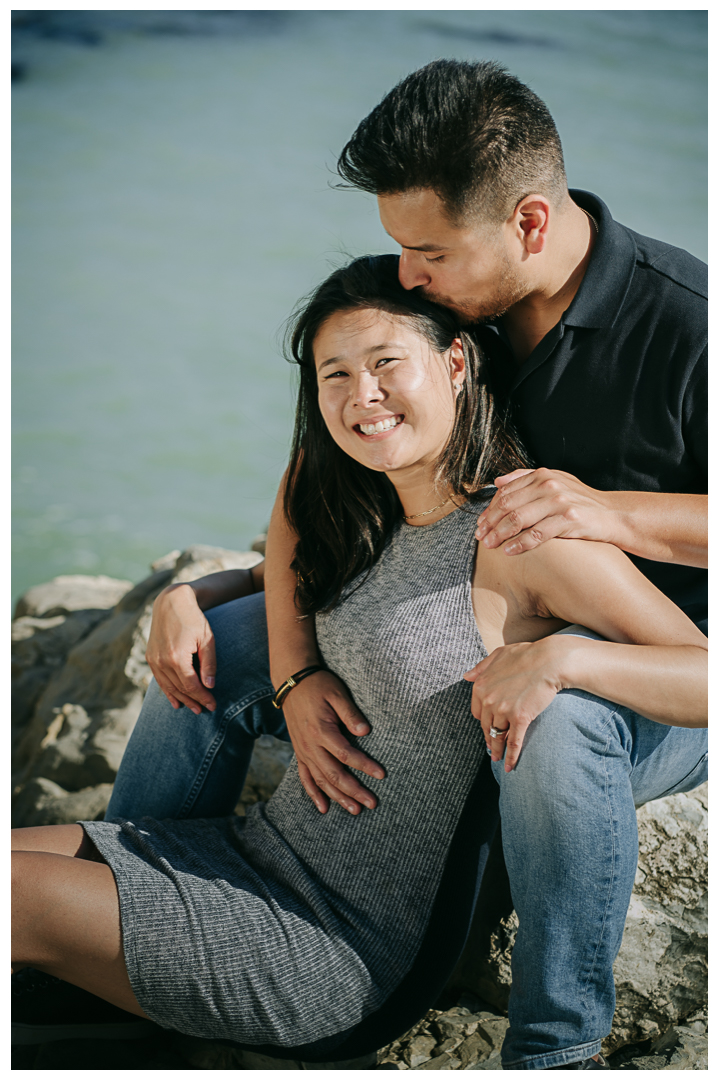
[11,547,708,1070]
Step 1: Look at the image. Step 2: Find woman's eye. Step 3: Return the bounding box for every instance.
[323,370,348,380]
[375,357,399,369]
[426,254,445,263]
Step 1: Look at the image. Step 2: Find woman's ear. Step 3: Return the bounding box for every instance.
[450,337,466,392]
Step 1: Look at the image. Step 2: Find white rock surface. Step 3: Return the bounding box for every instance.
[11,547,264,828]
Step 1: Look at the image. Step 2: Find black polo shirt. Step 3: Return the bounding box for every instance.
[478,190,707,622]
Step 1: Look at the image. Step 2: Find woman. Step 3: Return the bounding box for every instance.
[12,256,707,1062]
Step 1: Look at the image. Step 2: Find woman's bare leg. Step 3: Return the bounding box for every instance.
[12,824,101,859]
[12,826,148,1018]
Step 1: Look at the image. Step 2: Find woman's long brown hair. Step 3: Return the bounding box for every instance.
[283,254,531,615]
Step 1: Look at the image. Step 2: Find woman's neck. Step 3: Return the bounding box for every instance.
[392,469,463,526]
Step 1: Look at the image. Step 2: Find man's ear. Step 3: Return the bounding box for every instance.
[514,195,550,255]
[450,337,466,389]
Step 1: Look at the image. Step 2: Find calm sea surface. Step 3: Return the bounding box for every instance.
[12,10,707,604]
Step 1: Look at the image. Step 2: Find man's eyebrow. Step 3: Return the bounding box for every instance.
[317,343,407,371]
[402,243,446,252]
[383,230,446,253]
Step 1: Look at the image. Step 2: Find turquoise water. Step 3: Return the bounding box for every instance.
[12,10,707,605]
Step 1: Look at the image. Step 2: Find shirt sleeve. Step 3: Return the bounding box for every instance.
[682,343,707,481]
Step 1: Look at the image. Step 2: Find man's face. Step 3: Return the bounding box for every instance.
[378,189,530,323]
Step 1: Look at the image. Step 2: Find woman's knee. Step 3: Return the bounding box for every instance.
[493,689,626,800]
[11,823,86,856]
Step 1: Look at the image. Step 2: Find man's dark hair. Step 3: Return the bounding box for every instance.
[283,254,531,615]
[337,59,567,223]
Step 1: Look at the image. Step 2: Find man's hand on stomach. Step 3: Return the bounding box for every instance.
[282,670,385,815]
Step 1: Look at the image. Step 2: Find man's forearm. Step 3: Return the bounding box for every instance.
[265,479,321,688]
[607,492,707,568]
[188,565,264,611]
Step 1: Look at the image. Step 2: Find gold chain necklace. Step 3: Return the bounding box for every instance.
[403,495,454,521]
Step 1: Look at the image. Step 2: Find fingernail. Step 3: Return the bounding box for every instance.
[504,543,520,555]
[205,676,215,688]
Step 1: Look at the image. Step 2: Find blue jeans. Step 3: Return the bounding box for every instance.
[107,593,289,820]
[107,594,708,1069]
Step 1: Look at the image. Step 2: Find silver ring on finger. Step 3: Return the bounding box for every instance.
[490,726,509,740]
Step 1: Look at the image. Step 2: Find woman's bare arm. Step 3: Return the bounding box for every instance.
[265,480,385,814]
[466,538,707,771]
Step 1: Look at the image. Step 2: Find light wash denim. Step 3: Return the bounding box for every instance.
[107,593,289,821]
[106,595,708,1069]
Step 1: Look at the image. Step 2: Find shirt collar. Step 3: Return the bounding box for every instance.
[562,189,637,329]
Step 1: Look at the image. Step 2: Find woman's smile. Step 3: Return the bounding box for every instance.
[354,413,404,437]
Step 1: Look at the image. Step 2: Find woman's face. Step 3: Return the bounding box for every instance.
[313,308,465,479]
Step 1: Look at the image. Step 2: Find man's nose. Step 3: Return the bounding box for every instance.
[398,249,431,291]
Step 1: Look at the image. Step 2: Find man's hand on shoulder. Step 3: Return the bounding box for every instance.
[282,670,385,815]
[475,468,616,554]
[476,468,707,567]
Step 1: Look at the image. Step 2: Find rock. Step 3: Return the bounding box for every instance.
[14,574,134,619]
[416,1052,460,1069]
[432,1007,474,1041]
[468,1050,503,1070]
[11,574,134,736]
[612,1024,708,1070]
[11,777,114,828]
[604,785,708,1055]
[172,544,262,580]
[150,549,181,572]
[474,1018,508,1053]
[404,1035,436,1067]
[432,1036,462,1057]
[11,546,270,829]
[456,1030,494,1068]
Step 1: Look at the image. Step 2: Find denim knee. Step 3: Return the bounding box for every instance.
[492,689,629,801]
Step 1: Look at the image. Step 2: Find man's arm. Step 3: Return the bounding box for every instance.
[265,479,384,814]
[475,468,707,567]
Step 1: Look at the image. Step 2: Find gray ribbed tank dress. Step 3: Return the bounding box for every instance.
[81,495,500,1060]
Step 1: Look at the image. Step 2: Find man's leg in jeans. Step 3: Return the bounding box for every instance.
[494,689,708,1070]
[106,592,288,821]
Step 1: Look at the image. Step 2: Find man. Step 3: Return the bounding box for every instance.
[255,61,707,1069]
[46,61,706,1068]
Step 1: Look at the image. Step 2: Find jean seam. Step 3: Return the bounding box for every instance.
[505,1037,602,1069]
[647,751,708,802]
[178,684,276,816]
[578,710,621,1017]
